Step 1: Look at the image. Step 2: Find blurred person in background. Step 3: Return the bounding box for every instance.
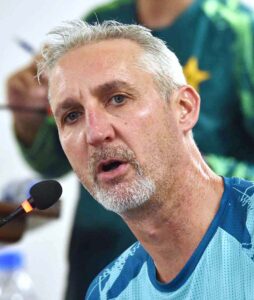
[6,0,254,299]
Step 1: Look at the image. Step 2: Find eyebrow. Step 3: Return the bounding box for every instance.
[91,80,138,98]
[54,98,82,119]
[54,80,138,118]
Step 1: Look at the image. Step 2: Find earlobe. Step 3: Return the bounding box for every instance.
[177,86,200,133]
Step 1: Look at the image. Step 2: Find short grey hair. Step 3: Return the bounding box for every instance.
[38,20,186,99]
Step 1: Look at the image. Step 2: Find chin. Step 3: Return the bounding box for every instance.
[93,176,156,214]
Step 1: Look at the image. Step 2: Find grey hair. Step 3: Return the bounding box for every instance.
[38,20,186,99]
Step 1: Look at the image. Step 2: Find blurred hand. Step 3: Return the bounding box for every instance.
[7,57,49,146]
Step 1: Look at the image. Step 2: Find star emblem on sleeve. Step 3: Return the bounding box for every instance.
[183,57,210,91]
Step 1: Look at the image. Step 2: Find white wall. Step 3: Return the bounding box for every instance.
[1,0,254,299]
[0,1,106,300]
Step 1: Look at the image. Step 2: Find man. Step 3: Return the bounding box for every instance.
[39,20,254,299]
[7,0,254,298]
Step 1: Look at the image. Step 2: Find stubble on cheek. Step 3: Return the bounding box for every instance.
[71,145,143,193]
[88,145,141,182]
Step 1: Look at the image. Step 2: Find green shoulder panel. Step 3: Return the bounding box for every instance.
[206,153,254,181]
[18,118,71,177]
[202,0,254,118]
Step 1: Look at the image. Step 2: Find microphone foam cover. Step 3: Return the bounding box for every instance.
[29,180,62,210]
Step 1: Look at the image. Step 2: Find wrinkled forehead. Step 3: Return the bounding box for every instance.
[48,39,148,99]
[51,38,145,75]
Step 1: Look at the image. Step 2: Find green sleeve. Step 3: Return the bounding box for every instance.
[205,2,254,182]
[18,117,71,178]
[205,154,254,181]
[233,3,254,140]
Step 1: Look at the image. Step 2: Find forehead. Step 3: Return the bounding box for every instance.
[49,39,154,101]
[50,39,144,81]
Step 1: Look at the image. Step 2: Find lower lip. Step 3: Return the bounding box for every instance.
[97,163,129,183]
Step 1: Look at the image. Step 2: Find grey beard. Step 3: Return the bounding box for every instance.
[77,145,156,214]
[93,174,155,214]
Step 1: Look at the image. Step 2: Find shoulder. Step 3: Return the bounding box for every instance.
[223,177,254,212]
[222,177,254,261]
[201,0,254,18]
[85,242,148,299]
[228,177,254,202]
[220,177,254,243]
[200,0,254,36]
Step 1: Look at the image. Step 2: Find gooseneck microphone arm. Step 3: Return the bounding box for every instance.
[0,206,25,227]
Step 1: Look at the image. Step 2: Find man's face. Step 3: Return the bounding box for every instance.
[49,39,182,214]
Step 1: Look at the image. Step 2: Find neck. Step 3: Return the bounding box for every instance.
[137,0,194,29]
[122,145,223,283]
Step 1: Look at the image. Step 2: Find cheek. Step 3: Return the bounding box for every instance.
[127,104,178,177]
[58,127,87,167]
[125,104,169,159]
[134,103,170,142]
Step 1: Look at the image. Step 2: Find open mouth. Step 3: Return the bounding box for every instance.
[95,158,130,182]
[99,160,124,173]
[101,160,123,172]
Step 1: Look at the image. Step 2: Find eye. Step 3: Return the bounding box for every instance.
[63,111,82,124]
[110,94,126,106]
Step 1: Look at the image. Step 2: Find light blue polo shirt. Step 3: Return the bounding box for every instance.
[86,177,254,299]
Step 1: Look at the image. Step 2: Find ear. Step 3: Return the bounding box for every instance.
[174,85,200,133]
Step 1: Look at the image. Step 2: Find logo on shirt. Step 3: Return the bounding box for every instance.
[183,57,210,91]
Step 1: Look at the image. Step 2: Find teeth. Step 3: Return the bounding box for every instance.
[102,161,121,172]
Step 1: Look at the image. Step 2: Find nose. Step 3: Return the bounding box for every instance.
[85,106,115,146]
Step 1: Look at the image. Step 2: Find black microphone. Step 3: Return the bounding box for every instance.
[0,180,62,227]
